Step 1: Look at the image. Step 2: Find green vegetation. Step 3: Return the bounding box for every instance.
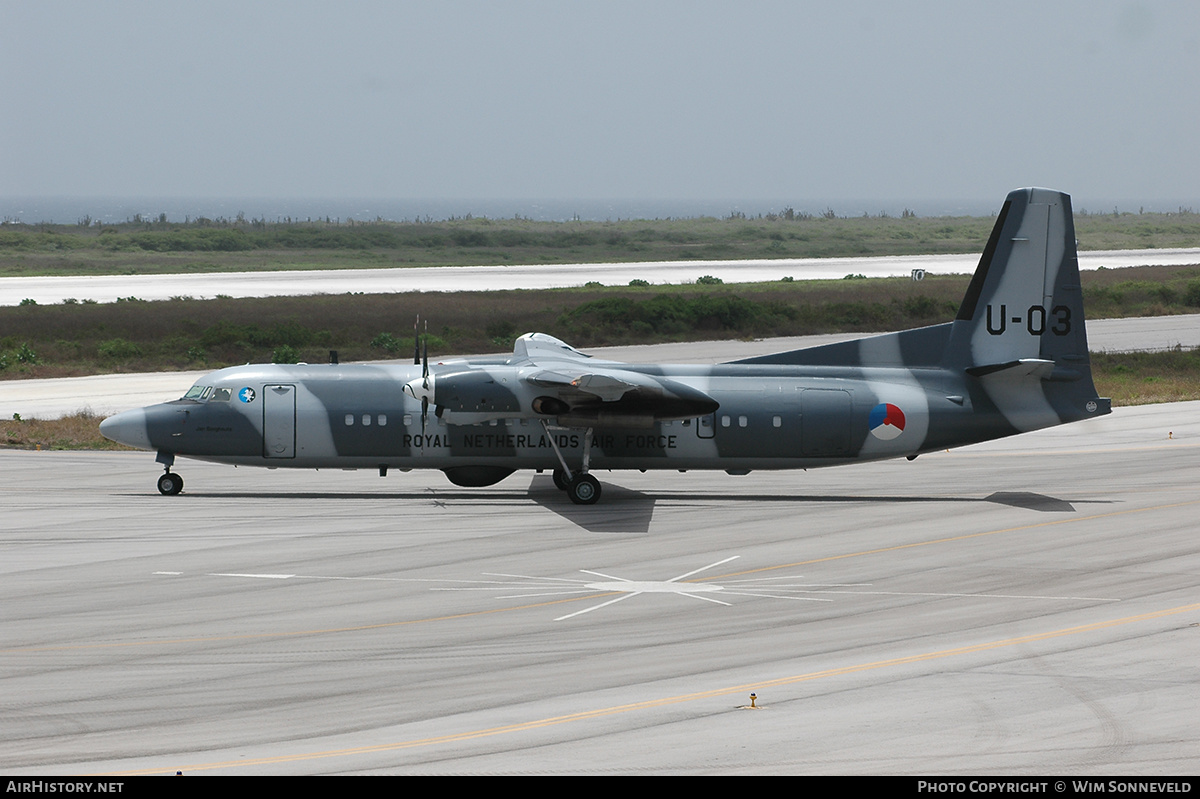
[2,207,1199,278]
[1,264,1198,382]
[1091,347,1200,406]
[0,272,964,377]
[1,410,126,451]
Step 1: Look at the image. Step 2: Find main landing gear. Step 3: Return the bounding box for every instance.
[155,451,183,495]
[552,467,601,505]
[542,421,602,505]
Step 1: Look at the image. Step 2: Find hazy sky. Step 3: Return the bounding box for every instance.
[3,1,1197,207]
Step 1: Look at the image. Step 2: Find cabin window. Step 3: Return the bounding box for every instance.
[403,414,412,426]
[772,415,782,428]
[738,416,748,427]
[345,414,354,426]
[378,414,387,426]
[362,414,371,426]
[721,415,731,427]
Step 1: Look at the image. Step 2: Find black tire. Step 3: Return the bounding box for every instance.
[552,468,572,491]
[567,473,601,505]
[157,473,183,496]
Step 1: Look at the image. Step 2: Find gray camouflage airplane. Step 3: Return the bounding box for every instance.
[100,188,1110,504]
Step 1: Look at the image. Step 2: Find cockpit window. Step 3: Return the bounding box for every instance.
[183,385,212,400]
[210,387,232,402]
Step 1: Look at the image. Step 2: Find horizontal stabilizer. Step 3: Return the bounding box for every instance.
[965,359,1055,379]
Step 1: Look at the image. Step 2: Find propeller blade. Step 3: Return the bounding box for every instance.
[422,325,429,388]
[413,315,421,366]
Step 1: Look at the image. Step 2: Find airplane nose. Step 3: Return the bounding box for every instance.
[99,409,152,450]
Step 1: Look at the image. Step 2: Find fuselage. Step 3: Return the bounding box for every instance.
[99,358,1027,474]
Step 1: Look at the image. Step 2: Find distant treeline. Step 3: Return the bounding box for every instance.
[3,207,1200,263]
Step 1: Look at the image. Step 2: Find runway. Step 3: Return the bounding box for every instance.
[2,401,1198,774]
[2,247,1198,306]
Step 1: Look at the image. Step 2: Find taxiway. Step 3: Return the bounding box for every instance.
[2,401,1197,774]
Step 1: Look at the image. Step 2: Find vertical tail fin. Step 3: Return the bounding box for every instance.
[731,188,1109,431]
[947,188,1109,427]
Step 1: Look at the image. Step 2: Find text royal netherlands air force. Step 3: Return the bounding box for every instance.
[100,188,1110,504]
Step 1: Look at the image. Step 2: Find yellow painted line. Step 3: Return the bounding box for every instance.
[98,600,1200,775]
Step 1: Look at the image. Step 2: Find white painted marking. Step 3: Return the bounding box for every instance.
[584,580,724,594]
[666,555,740,582]
[555,556,745,619]
[210,572,295,579]
[555,593,639,621]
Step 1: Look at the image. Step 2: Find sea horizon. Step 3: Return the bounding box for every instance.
[3,195,1197,226]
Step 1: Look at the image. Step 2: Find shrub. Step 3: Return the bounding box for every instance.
[1184,280,1200,307]
[371,332,403,353]
[98,338,142,359]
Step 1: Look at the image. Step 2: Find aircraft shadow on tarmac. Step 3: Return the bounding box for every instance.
[142,480,1110,535]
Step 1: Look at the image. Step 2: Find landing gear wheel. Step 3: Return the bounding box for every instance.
[157,472,183,496]
[567,473,601,505]
[552,468,571,491]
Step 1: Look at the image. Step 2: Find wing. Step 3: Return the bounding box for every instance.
[407,333,718,427]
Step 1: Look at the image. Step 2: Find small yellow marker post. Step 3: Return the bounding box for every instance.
[749,692,757,708]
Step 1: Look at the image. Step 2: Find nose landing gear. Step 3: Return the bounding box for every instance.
[157,471,184,495]
[155,451,182,495]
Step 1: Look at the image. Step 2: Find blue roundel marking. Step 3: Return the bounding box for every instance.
[238,387,256,403]
[868,402,905,440]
